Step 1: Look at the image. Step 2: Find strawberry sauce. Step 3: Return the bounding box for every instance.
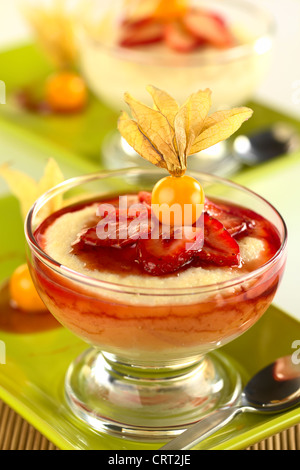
[34,193,281,278]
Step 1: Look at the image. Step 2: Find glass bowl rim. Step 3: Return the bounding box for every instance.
[25,167,287,297]
[78,0,276,67]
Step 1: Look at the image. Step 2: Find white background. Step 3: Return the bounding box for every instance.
[0,0,300,322]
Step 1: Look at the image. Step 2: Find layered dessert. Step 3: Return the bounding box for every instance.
[78,0,273,111]
[31,185,283,363]
[28,87,285,363]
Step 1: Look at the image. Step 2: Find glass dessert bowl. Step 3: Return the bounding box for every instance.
[76,0,275,173]
[25,168,287,440]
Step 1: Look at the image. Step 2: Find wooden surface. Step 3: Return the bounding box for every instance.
[0,400,58,450]
[0,399,299,451]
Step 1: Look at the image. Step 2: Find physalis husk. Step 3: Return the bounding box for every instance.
[0,158,64,221]
[118,85,253,177]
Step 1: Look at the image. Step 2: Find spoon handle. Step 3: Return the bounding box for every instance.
[160,407,241,450]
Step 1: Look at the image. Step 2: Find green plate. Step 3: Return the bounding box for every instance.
[0,43,300,450]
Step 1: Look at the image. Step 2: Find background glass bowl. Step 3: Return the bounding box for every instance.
[25,168,287,440]
[77,0,275,112]
[76,0,275,175]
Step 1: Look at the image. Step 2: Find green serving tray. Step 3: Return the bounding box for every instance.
[0,43,300,450]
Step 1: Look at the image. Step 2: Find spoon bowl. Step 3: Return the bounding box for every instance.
[161,355,300,450]
[242,355,300,412]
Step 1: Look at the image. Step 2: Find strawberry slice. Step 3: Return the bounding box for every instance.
[137,225,204,275]
[164,19,202,52]
[194,213,240,267]
[204,197,248,237]
[138,191,152,206]
[119,17,164,47]
[207,11,227,28]
[183,9,235,48]
[76,206,151,249]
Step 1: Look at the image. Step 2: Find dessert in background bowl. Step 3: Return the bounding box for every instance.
[24,87,287,440]
[78,0,274,111]
[76,0,274,173]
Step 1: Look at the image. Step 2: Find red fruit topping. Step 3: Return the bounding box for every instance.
[183,9,235,48]
[138,191,152,206]
[164,20,202,53]
[208,12,227,27]
[76,207,151,249]
[204,197,248,237]
[119,17,164,47]
[194,213,240,267]
[137,225,204,275]
[118,7,235,52]
[73,193,248,273]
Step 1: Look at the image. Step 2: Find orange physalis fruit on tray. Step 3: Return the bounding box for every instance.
[45,71,87,113]
[9,264,46,313]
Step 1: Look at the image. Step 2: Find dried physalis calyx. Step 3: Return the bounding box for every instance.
[0,158,64,222]
[118,85,253,177]
[118,86,253,226]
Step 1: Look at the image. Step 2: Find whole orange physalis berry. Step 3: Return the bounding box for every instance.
[151,174,205,226]
[9,264,46,313]
[45,71,87,113]
[154,0,187,21]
